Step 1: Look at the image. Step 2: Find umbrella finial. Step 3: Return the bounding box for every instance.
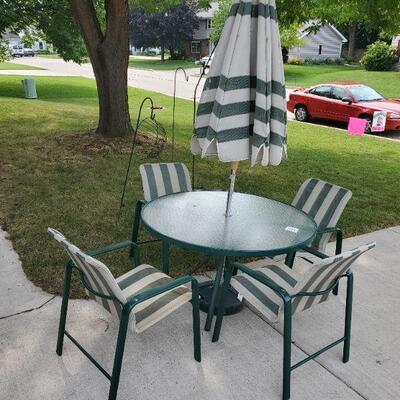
[225,161,239,217]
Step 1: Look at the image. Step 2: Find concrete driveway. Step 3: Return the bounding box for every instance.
[1,226,400,400]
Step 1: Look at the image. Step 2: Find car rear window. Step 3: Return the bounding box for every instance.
[347,86,383,102]
[309,86,332,98]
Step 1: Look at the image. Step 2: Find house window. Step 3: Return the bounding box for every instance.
[191,41,201,54]
[318,45,323,55]
[207,19,213,29]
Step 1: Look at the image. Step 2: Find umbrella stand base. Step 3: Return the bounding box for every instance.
[198,281,244,316]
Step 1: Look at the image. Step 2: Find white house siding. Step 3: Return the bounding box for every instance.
[193,19,211,40]
[289,25,344,60]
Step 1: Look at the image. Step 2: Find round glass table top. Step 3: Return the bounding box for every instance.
[141,191,317,257]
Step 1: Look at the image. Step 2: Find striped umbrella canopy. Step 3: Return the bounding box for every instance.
[191,0,287,168]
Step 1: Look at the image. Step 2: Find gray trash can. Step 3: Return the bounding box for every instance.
[22,78,38,99]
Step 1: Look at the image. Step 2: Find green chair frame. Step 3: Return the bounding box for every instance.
[285,226,343,295]
[212,258,353,400]
[56,240,201,400]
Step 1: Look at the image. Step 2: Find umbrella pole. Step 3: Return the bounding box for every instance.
[225,161,239,217]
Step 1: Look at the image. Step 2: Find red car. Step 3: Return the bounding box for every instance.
[287,82,400,132]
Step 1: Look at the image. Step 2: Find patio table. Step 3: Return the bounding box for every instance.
[141,191,317,331]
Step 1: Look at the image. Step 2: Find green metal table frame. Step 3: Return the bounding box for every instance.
[141,191,318,331]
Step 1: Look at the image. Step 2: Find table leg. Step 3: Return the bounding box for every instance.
[162,242,169,275]
[204,256,225,331]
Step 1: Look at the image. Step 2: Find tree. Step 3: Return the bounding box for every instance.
[313,0,400,59]
[130,1,199,61]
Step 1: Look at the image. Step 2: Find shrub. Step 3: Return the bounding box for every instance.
[288,56,304,65]
[0,41,11,63]
[360,41,398,71]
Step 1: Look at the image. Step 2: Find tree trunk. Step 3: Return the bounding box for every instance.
[161,44,165,62]
[347,24,357,60]
[70,0,133,137]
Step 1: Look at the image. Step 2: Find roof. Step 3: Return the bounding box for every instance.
[197,1,218,19]
[299,21,348,43]
[314,82,362,87]
[1,31,20,40]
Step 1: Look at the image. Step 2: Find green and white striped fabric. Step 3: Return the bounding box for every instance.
[192,0,287,167]
[292,178,352,252]
[48,228,192,333]
[116,264,191,333]
[139,163,192,202]
[231,242,375,322]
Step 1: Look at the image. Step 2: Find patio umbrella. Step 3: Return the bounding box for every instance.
[191,0,287,215]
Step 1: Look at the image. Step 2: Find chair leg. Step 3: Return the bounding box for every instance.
[343,271,354,363]
[283,300,292,400]
[333,230,343,296]
[192,280,201,362]
[108,308,130,400]
[212,262,234,342]
[56,261,73,356]
[130,201,143,266]
[205,256,225,331]
[162,241,170,275]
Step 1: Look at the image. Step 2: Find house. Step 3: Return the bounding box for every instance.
[288,22,347,61]
[185,2,217,59]
[1,31,21,47]
[392,35,400,56]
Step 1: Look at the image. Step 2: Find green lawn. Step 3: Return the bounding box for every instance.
[1,75,399,298]
[285,64,400,97]
[36,54,61,59]
[0,62,44,70]
[129,57,197,70]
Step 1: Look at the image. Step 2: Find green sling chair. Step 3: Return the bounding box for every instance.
[130,162,192,274]
[212,241,376,400]
[268,178,352,296]
[48,227,201,400]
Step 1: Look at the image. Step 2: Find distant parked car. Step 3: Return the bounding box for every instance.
[287,82,400,133]
[195,54,214,69]
[23,48,35,57]
[11,45,24,58]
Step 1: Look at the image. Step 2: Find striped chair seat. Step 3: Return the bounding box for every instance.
[232,242,376,323]
[48,228,191,334]
[139,162,192,202]
[232,261,300,322]
[116,264,191,333]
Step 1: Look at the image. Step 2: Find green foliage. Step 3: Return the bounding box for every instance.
[209,0,231,44]
[280,24,304,49]
[0,40,10,62]
[360,41,398,71]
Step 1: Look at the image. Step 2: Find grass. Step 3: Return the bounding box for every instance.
[36,54,61,59]
[285,64,400,97]
[0,75,399,298]
[0,62,44,70]
[128,57,197,70]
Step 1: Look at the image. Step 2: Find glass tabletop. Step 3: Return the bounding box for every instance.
[141,191,317,257]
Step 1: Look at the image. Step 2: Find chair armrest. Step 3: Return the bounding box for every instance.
[314,226,343,255]
[298,246,329,260]
[126,275,196,311]
[232,262,291,301]
[86,240,137,257]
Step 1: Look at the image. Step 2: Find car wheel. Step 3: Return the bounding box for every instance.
[360,115,373,133]
[294,105,309,122]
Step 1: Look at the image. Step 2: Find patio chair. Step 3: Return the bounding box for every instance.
[130,162,192,272]
[212,242,375,400]
[48,227,200,400]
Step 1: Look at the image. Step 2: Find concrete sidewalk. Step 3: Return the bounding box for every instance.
[1,227,399,399]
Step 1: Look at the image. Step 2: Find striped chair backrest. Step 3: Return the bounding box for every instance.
[48,228,126,318]
[291,242,376,315]
[139,163,192,202]
[292,178,352,251]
